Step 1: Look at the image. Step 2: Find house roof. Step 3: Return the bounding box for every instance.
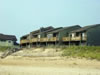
[47,25,80,34]
[20,34,29,39]
[40,26,54,32]
[47,27,63,34]
[61,25,81,31]
[20,26,54,38]
[71,24,100,33]
[32,28,54,35]
[30,30,40,35]
[0,34,17,41]
[31,26,54,35]
[31,26,54,34]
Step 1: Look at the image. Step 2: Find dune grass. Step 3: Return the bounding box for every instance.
[62,46,100,60]
[0,46,12,52]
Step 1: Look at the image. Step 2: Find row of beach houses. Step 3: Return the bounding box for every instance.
[0,24,100,48]
[20,24,100,47]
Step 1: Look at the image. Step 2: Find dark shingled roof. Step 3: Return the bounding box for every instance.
[47,27,63,34]
[61,25,81,31]
[40,26,54,31]
[33,27,63,35]
[47,25,80,34]
[32,28,55,35]
[31,26,54,35]
[31,30,40,34]
[20,34,29,39]
[0,34,17,41]
[71,24,100,33]
[31,26,54,34]
[20,26,54,38]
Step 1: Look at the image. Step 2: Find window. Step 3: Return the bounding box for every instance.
[38,35,41,38]
[0,40,6,42]
[53,33,57,37]
[8,40,11,43]
[76,33,80,37]
[66,33,69,37]
[47,34,53,39]
[34,35,38,38]
[72,33,75,38]
[44,34,47,37]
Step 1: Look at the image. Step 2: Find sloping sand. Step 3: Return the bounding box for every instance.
[0,48,100,75]
[0,65,100,75]
[0,56,100,75]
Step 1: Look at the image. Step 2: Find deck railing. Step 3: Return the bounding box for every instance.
[48,37,58,41]
[30,38,38,42]
[20,36,87,44]
[71,36,81,41]
[62,37,70,41]
[82,36,87,41]
[20,39,29,44]
[40,38,47,42]
[71,36,87,41]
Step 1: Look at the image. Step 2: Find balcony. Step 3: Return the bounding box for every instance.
[30,38,38,42]
[82,36,87,41]
[20,39,29,44]
[62,37,70,41]
[48,37,58,42]
[71,36,81,41]
[40,38,47,42]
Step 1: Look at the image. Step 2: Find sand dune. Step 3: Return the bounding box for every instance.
[0,48,100,75]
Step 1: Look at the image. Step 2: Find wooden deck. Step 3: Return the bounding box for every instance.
[40,38,47,42]
[20,39,29,44]
[71,36,87,41]
[82,37,87,41]
[48,37,58,42]
[62,37,70,41]
[71,37,81,41]
[30,38,38,42]
[20,36,87,44]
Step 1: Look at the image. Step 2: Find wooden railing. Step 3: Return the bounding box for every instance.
[71,36,87,41]
[82,37,87,41]
[30,38,38,42]
[71,36,81,41]
[20,36,87,44]
[20,39,29,44]
[40,38,47,42]
[48,37,58,41]
[62,37,70,41]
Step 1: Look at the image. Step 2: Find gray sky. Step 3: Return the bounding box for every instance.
[0,0,100,42]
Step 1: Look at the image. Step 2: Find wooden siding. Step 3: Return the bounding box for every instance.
[0,40,14,46]
[87,26,100,46]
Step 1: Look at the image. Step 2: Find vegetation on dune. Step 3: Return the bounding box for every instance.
[37,45,100,60]
[62,46,100,60]
[0,45,100,60]
[0,46,12,52]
